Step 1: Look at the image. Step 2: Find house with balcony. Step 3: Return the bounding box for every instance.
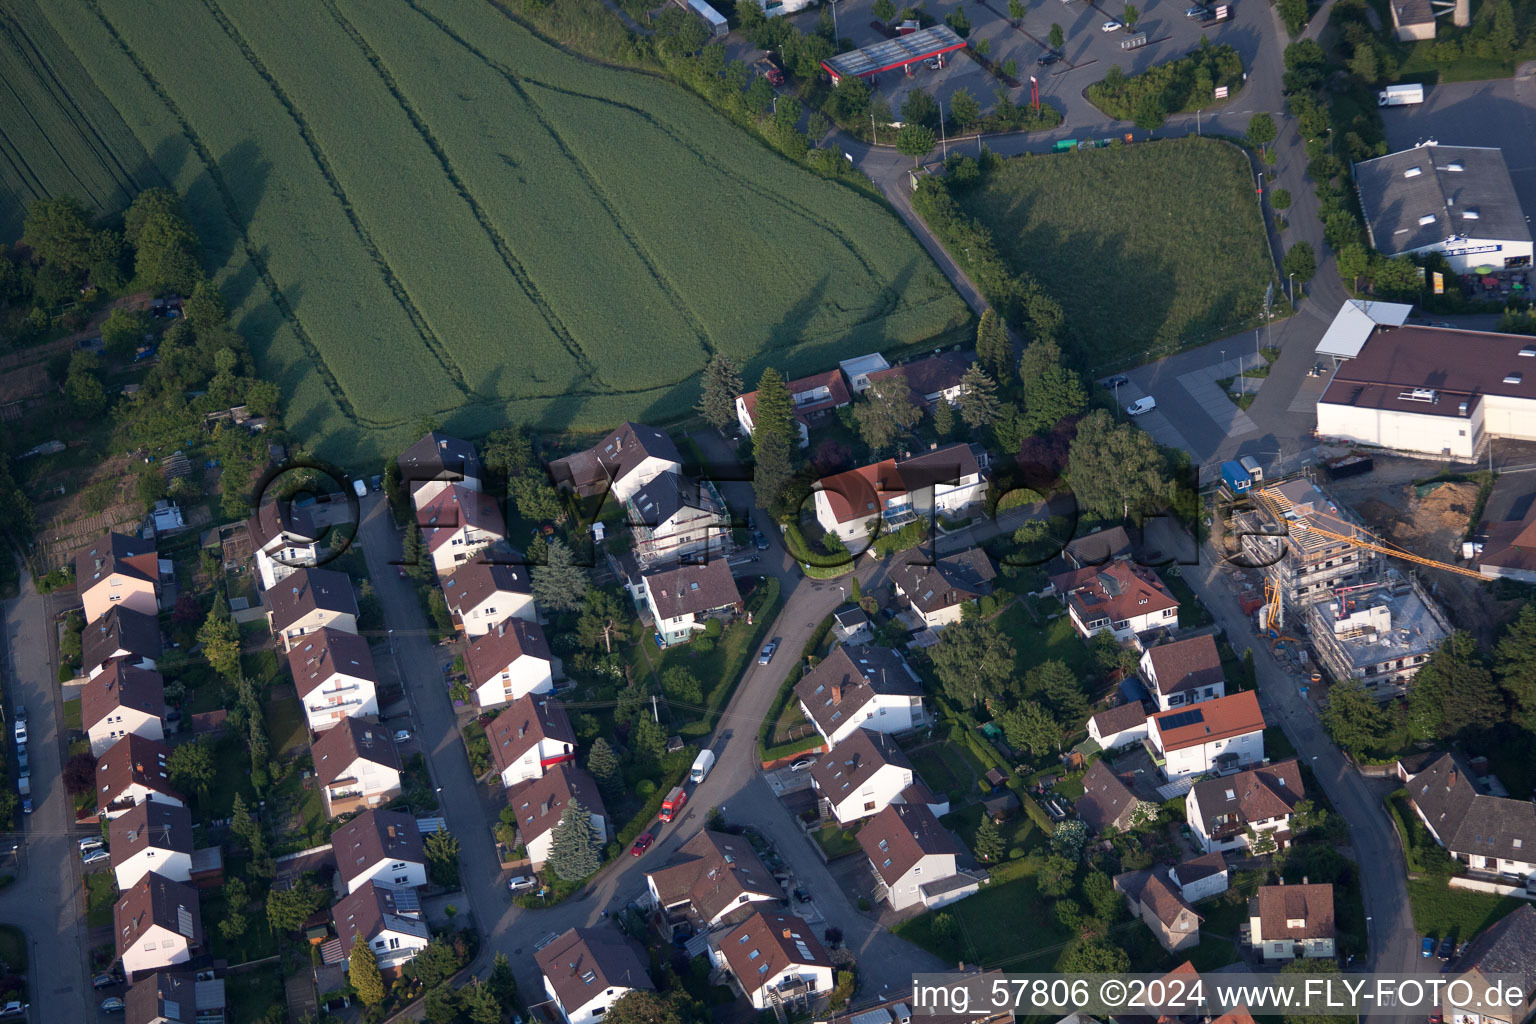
[1140,635,1226,712]
[809,728,946,826]
[838,353,891,394]
[548,422,683,503]
[397,431,482,505]
[645,830,781,935]
[534,928,654,1024]
[1049,561,1180,644]
[625,473,732,569]
[735,369,852,448]
[266,568,358,652]
[76,532,161,623]
[84,605,161,679]
[714,911,833,1012]
[488,695,577,788]
[83,663,165,757]
[858,802,980,911]
[794,646,926,747]
[110,800,194,890]
[1114,867,1203,953]
[331,881,430,974]
[333,810,427,894]
[1249,882,1335,960]
[441,545,536,637]
[289,628,379,732]
[1147,691,1265,780]
[312,719,402,819]
[465,616,554,708]
[246,499,322,591]
[123,968,227,1024]
[417,483,508,576]
[115,872,203,980]
[1405,753,1536,884]
[1186,760,1305,854]
[866,351,970,409]
[97,734,184,820]
[641,558,742,648]
[889,546,996,630]
[507,763,607,869]
[812,444,989,544]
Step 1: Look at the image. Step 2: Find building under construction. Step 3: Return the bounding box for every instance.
[1305,573,1451,697]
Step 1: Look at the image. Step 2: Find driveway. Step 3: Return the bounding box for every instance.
[0,574,92,1024]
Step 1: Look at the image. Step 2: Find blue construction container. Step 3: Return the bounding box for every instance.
[1220,460,1253,493]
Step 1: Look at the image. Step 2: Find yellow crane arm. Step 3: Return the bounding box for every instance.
[1299,522,1488,581]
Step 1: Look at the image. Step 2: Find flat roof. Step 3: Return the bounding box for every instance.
[821,26,967,80]
[1308,582,1446,670]
[1315,299,1414,360]
[1320,323,1536,417]
[1355,144,1532,257]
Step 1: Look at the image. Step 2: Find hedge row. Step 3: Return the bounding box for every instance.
[758,661,808,761]
[614,754,695,849]
[939,696,1056,836]
[700,577,782,724]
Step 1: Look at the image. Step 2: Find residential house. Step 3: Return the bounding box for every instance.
[288,628,379,732]
[838,353,891,394]
[1406,753,1536,883]
[735,369,851,448]
[809,728,946,826]
[1440,904,1536,1024]
[548,422,683,503]
[465,616,554,708]
[76,532,160,622]
[266,568,358,652]
[333,810,427,894]
[1476,501,1536,585]
[487,695,577,788]
[1049,561,1180,644]
[866,351,970,409]
[123,968,227,1024]
[1115,867,1202,952]
[83,663,165,757]
[416,483,507,575]
[1077,761,1139,834]
[715,911,832,1011]
[312,718,402,819]
[110,801,194,890]
[115,872,203,979]
[812,443,988,543]
[332,881,430,973]
[1186,760,1305,854]
[246,500,321,591]
[1147,691,1265,780]
[794,646,926,747]
[97,734,184,820]
[1140,635,1226,712]
[858,803,980,911]
[832,605,872,646]
[506,763,607,870]
[625,472,732,569]
[83,606,161,679]
[1249,882,1335,960]
[889,547,996,630]
[641,558,742,648]
[645,830,781,933]
[1169,851,1231,904]
[441,546,536,636]
[1062,526,1134,568]
[397,431,482,505]
[1087,703,1149,752]
[534,927,654,1024]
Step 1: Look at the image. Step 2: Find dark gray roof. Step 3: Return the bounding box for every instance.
[1064,526,1133,568]
[246,499,320,549]
[506,763,608,845]
[109,801,194,870]
[625,472,723,528]
[115,872,202,961]
[397,431,481,487]
[857,803,960,885]
[124,969,197,1023]
[75,532,159,589]
[548,422,682,496]
[441,543,532,614]
[1390,0,1434,24]
[1077,761,1137,834]
[1171,850,1229,887]
[642,558,741,620]
[311,718,401,787]
[266,568,358,631]
[809,728,912,805]
[332,810,424,885]
[890,547,996,614]
[1408,753,1536,862]
[83,606,161,673]
[1355,145,1532,257]
[794,646,922,738]
[287,627,377,699]
[1452,904,1536,988]
[834,605,870,630]
[332,880,428,953]
[535,928,653,1011]
[896,441,983,490]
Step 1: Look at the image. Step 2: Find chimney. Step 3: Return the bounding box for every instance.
[782,927,793,939]
[498,622,506,637]
[1448,768,1458,789]
[1278,877,1285,885]
[387,825,397,838]
[831,684,843,704]
[1302,876,1309,885]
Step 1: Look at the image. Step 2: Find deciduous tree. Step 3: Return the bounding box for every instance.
[998,699,1060,755]
[1050,23,1065,50]
[267,880,329,933]
[198,595,242,680]
[895,124,937,164]
[1059,940,1129,973]
[23,195,94,272]
[168,740,214,800]
[1067,410,1170,521]
[949,88,981,130]
[1284,241,1317,282]
[1321,680,1390,753]
[928,618,1015,708]
[855,370,922,450]
[1247,112,1278,152]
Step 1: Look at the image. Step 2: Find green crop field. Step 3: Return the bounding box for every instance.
[0,0,969,463]
[954,138,1274,373]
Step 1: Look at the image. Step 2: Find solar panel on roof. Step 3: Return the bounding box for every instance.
[1159,708,1206,730]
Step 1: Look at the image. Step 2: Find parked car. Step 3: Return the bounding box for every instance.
[1185,5,1210,15]
[14,748,26,774]
[83,849,110,866]
[79,837,106,854]
[1037,52,1063,66]
[753,530,769,550]
[19,799,29,815]
[1101,19,1123,30]
[631,832,655,857]
[0,1002,26,1019]
[1195,7,1217,20]
[507,875,537,892]
[1127,396,1157,416]
[370,474,383,492]
[758,641,778,665]
[392,729,412,743]
[12,708,24,745]
[923,57,942,70]
[100,997,126,1013]
[793,887,813,903]
[1101,374,1129,389]
[789,758,815,773]
[1421,937,1435,958]
[92,973,118,989]
[1438,935,1455,960]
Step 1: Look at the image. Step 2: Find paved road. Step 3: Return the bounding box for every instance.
[0,572,91,1024]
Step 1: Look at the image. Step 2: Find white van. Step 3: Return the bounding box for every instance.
[352,478,368,498]
[690,749,716,784]
[1126,396,1157,416]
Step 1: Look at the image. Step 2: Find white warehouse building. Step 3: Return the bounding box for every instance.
[1316,322,1536,459]
[1354,143,1533,274]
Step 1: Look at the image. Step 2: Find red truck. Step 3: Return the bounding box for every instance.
[659,786,688,823]
[755,55,784,86]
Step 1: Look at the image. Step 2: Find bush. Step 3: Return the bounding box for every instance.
[636,779,657,799]
[1008,847,1025,860]
[1087,43,1245,120]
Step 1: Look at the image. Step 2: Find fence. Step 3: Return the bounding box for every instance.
[1449,877,1536,900]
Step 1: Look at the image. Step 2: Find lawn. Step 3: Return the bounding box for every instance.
[896,868,1072,968]
[942,802,1042,860]
[264,692,308,758]
[204,882,278,966]
[812,825,864,861]
[61,698,82,733]
[4,0,968,463]
[1406,878,1526,941]
[224,961,286,1024]
[1160,569,1213,629]
[84,873,117,928]
[995,601,1098,680]
[954,138,1274,373]
[909,742,985,803]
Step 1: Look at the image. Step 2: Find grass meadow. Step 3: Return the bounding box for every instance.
[1,0,969,463]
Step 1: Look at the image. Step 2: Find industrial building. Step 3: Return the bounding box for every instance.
[1304,575,1450,697]
[1354,144,1532,274]
[1315,323,1536,458]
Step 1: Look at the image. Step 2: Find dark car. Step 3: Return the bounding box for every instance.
[1438,935,1455,960]
[793,887,813,903]
[1195,8,1217,20]
[1185,5,1210,15]
[92,973,119,990]
[1037,52,1063,66]
[1102,375,1129,389]
[753,530,769,550]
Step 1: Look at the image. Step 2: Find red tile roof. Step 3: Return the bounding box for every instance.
[1151,691,1265,753]
[739,369,851,429]
[816,459,903,525]
[1255,882,1334,941]
[1051,561,1178,626]
[416,483,506,554]
[464,618,551,688]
